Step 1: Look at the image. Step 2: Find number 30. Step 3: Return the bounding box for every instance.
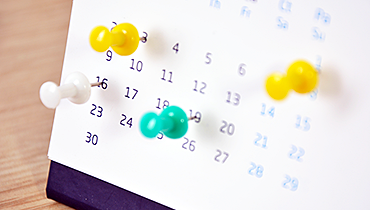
[86,132,98,145]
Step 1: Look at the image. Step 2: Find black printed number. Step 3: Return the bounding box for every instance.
[157,132,164,140]
[161,69,173,83]
[182,137,195,152]
[120,114,133,128]
[125,87,138,99]
[215,150,229,163]
[194,80,207,94]
[86,132,98,145]
[156,98,170,110]
[141,32,148,43]
[226,92,241,106]
[220,120,235,135]
[189,109,202,123]
[130,59,143,72]
[205,52,212,64]
[96,76,108,89]
[90,104,103,117]
[106,50,112,61]
[173,43,179,53]
[238,63,246,76]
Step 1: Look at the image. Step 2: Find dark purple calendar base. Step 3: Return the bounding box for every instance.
[46,161,172,210]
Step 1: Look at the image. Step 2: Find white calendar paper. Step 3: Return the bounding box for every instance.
[48,0,370,209]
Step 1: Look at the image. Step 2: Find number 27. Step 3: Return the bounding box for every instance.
[215,150,229,163]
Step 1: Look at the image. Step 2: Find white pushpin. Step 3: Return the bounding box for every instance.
[39,72,101,109]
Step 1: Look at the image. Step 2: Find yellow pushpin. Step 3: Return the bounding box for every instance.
[265,72,290,100]
[89,23,142,56]
[265,60,319,100]
[286,60,319,94]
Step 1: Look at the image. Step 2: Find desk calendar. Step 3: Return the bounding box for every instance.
[43,0,370,209]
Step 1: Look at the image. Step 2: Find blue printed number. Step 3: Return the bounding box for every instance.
[314,8,331,25]
[277,16,288,29]
[309,89,318,100]
[282,175,299,191]
[210,0,221,8]
[295,115,310,131]
[288,145,305,162]
[254,132,267,148]
[315,55,322,71]
[312,27,325,41]
[248,162,264,178]
[261,103,275,118]
[279,0,292,12]
[240,6,251,18]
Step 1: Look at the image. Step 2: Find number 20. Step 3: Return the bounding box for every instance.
[220,121,235,135]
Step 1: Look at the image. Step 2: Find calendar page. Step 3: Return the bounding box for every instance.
[48,0,370,209]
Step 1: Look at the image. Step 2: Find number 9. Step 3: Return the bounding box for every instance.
[106,50,112,61]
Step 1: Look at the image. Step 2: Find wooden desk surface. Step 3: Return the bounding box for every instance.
[0,0,73,209]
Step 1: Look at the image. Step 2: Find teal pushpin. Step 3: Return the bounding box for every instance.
[140,106,189,139]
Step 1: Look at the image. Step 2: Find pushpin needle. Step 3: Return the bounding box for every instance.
[90,82,103,87]
[188,116,198,121]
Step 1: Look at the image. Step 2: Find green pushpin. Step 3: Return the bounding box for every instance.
[140,106,189,139]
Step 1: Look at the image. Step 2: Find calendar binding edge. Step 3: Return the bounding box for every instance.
[46,161,172,210]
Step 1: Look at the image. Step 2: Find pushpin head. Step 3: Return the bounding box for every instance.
[160,106,188,139]
[140,106,188,139]
[39,81,61,109]
[89,26,112,52]
[286,60,319,94]
[111,23,140,56]
[140,112,162,138]
[89,23,140,56]
[265,72,290,100]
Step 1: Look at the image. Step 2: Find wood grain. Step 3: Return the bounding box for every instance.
[0,0,73,209]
